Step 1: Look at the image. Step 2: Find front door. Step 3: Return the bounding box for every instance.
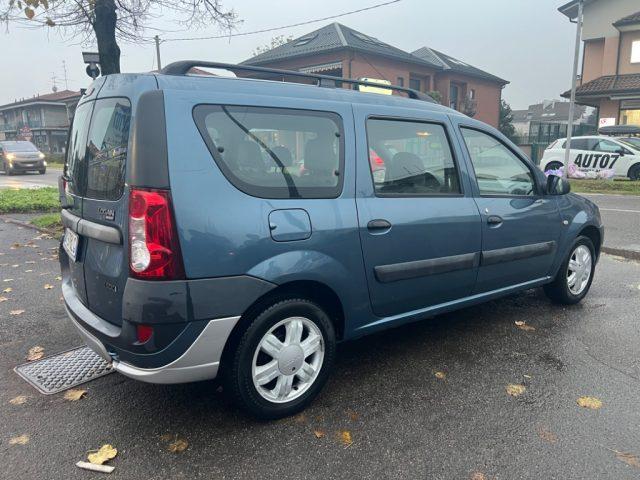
[456,125,562,293]
[355,106,482,319]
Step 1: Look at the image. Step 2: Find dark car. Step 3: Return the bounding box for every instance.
[0,140,47,175]
[59,62,604,419]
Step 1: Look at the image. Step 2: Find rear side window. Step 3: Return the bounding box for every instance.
[64,97,131,200]
[194,105,344,199]
[563,138,597,150]
[366,118,461,196]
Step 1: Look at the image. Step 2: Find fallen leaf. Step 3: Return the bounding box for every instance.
[3,287,13,293]
[3,279,14,282]
[167,438,188,453]
[577,396,602,410]
[434,371,446,379]
[11,264,19,268]
[24,269,33,273]
[9,395,27,405]
[44,284,54,290]
[9,434,29,445]
[0,296,8,302]
[313,429,326,439]
[506,384,526,397]
[339,430,353,447]
[293,413,307,424]
[346,409,359,421]
[10,309,25,316]
[56,276,62,281]
[615,451,640,469]
[515,321,535,332]
[470,473,487,480]
[26,346,44,361]
[25,261,36,264]
[87,444,118,465]
[64,389,87,401]
[537,425,558,444]
[159,433,172,442]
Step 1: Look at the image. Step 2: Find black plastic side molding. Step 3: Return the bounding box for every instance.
[128,90,170,189]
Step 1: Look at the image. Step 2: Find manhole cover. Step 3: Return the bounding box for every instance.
[14,346,114,395]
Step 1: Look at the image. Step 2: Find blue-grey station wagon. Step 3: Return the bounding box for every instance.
[59,61,604,419]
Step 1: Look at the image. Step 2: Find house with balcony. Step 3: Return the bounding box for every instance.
[241,23,508,127]
[559,0,640,127]
[0,89,81,153]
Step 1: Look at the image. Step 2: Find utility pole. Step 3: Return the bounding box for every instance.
[62,60,69,90]
[563,0,584,179]
[154,35,162,71]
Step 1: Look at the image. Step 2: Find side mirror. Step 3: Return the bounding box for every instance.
[546,174,571,195]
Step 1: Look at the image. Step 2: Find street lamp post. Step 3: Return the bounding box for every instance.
[563,0,584,179]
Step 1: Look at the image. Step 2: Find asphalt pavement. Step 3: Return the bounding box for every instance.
[0,168,61,189]
[1,219,640,479]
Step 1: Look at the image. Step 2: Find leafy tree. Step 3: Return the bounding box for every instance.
[426,90,442,104]
[499,99,516,140]
[1,0,238,75]
[251,35,293,57]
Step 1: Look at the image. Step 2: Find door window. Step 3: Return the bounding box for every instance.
[562,138,597,150]
[594,139,621,153]
[461,128,535,196]
[64,101,93,196]
[366,119,461,196]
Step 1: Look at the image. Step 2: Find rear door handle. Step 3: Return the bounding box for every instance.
[487,215,503,226]
[367,219,392,231]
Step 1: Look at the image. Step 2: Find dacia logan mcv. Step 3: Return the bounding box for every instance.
[59,62,603,419]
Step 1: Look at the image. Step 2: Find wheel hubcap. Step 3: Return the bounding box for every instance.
[252,316,324,403]
[567,245,592,295]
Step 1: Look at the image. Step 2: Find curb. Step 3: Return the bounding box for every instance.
[2,216,60,237]
[601,246,640,262]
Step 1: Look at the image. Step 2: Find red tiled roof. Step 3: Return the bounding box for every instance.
[613,11,640,27]
[562,74,640,98]
[0,89,81,109]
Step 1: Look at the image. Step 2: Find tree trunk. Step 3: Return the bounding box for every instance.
[93,0,120,75]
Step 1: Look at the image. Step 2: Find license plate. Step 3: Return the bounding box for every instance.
[63,228,79,261]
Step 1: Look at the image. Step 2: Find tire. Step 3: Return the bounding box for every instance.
[224,298,336,420]
[544,235,595,305]
[545,161,563,172]
[628,164,640,181]
[39,168,46,175]
[3,161,13,175]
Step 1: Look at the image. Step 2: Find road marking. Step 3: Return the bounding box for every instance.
[599,208,640,213]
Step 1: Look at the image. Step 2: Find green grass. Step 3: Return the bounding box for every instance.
[30,212,63,235]
[0,187,60,214]
[569,179,640,196]
[45,153,64,168]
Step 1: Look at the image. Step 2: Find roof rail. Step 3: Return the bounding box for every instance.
[159,60,435,103]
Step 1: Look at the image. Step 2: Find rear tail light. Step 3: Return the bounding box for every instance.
[136,324,154,343]
[128,188,185,280]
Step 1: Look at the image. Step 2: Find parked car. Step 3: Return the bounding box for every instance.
[0,140,47,175]
[540,135,640,180]
[59,62,603,419]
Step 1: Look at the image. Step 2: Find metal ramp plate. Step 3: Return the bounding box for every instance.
[14,346,114,395]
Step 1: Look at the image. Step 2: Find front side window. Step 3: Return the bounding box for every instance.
[594,139,621,153]
[461,128,535,196]
[194,106,344,199]
[564,138,597,150]
[366,119,461,196]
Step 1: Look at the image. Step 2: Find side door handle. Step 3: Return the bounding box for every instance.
[367,219,392,231]
[487,215,503,226]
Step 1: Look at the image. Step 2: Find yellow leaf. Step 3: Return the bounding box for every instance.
[167,438,188,453]
[615,451,640,469]
[0,296,8,302]
[506,384,526,397]
[3,287,13,293]
[346,409,359,421]
[44,284,54,290]
[26,346,44,361]
[313,429,325,439]
[24,6,34,19]
[10,309,25,316]
[515,321,535,332]
[9,434,29,445]
[87,444,117,465]
[470,473,487,480]
[339,430,353,447]
[577,396,602,409]
[56,276,62,281]
[434,371,446,379]
[9,395,28,405]
[64,389,87,401]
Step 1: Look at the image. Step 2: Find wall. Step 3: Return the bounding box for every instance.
[582,39,605,82]
[437,73,502,127]
[582,0,640,40]
[42,106,69,127]
[598,99,620,124]
[618,30,640,75]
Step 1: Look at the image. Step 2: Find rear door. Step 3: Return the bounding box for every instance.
[354,104,482,319]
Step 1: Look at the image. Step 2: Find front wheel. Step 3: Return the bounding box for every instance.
[3,161,13,175]
[544,236,595,305]
[545,161,564,173]
[38,168,46,175]
[224,298,336,420]
[628,164,640,181]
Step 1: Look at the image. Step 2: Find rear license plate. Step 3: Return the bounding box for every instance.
[63,228,79,261]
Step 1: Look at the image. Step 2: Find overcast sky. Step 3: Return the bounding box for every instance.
[0,0,576,109]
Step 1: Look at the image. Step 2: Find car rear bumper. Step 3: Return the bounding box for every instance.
[62,277,240,384]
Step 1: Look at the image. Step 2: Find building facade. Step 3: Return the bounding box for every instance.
[0,90,81,153]
[559,0,640,127]
[241,23,508,127]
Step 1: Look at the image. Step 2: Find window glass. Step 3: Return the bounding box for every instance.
[366,119,460,196]
[2,141,39,152]
[461,128,535,196]
[594,139,621,153]
[64,101,93,196]
[84,98,131,200]
[194,106,343,199]
[632,40,640,63]
[409,78,421,91]
[564,138,597,150]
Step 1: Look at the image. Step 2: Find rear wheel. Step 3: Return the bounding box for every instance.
[628,164,640,181]
[544,236,595,305]
[224,298,336,420]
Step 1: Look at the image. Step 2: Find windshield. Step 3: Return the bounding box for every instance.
[1,141,39,152]
[619,138,640,150]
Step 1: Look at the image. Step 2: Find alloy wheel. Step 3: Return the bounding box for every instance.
[567,245,592,295]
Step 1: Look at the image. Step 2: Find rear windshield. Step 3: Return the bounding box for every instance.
[65,97,131,200]
[1,141,39,152]
[194,105,344,199]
